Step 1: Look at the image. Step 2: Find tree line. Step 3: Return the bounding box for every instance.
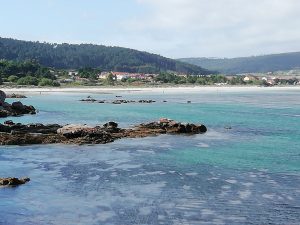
[0,60,59,86]
[0,37,212,75]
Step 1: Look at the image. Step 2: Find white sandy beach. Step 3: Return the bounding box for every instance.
[1,86,300,95]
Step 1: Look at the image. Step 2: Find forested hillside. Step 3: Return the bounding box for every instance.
[179,52,300,74]
[0,37,211,74]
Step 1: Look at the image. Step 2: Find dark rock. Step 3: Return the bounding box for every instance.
[6,93,27,99]
[0,90,6,104]
[80,98,156,105]
[0,91,36,118]
[4,120,14,126]
[103,121,120,133]
[0,110,8,118]
[138,100,156,103]
[103,121,118,129]
[112,100,122,104]
[11,101,24,110]
[0,177,30,186]
[80,98,97,102]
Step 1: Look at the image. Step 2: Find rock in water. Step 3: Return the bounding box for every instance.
[11,101,24,110]
[0,90,36,118]
[0,177,30,186]
[103,121,120,133]
[0,119,207,145]
[6,93,27,98]
[57,124,93,136]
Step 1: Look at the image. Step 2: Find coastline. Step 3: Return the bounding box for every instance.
[1,85,300,94]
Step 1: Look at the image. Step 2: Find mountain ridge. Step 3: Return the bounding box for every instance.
[0,37,211,75]
[179,52,300,74]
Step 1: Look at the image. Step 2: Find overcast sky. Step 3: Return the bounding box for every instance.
[1,0,300,58]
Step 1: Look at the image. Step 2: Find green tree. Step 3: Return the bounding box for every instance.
[38,78,60,86]
[7,75,19,83]
[17,76,39,85]
[105,73,115,85]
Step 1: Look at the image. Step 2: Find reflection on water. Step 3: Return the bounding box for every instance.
[1,90,300,224]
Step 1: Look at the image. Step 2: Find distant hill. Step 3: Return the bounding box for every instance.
[0,37,211,75]
[179,52,300,74]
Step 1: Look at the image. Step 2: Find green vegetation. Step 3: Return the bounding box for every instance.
[0,37,211,75]
[154,73,236,85]
[179,52,300,74]
[17,76,39,85]
[7,75,18,82]
[38,78,60,87]
[0,59,59,86]
[78,67,100,80]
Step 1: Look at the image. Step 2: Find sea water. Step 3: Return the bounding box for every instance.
[0,89,299,225]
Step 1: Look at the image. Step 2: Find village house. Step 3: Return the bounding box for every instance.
[98,72,110,80]
[98,71,158,81]
[112,72,131,80]
[98,72,109,80]
[243,75,259,82]
[68,70,79,76]
[177,74,188,78]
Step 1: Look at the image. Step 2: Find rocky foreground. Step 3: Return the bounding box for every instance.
[0,119,207,145]
[0,90,36,118]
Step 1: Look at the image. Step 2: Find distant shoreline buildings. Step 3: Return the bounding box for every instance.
[60,69,300,86]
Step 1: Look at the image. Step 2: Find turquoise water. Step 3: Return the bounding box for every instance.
[0,89,300,224]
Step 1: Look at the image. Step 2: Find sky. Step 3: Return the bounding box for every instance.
[1,0,300,58]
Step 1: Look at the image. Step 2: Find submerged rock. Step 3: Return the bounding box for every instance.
[0,177,30,186]
[80,98,97,102]
[80,98,156,104]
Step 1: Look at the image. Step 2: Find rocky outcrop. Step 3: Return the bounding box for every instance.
[80,98,156,104]
[138,119,207,134]
[57,124,115,144]
[6,93,27,98]
[0,119,207,145]
[112,100,136,104]
[0,90,36,118]
[0,177,30,186]
[0,121,62,134]
[80,98,97,102]
[0,90,6,103]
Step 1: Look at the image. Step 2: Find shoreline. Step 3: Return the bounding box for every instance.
[1,85,300,94]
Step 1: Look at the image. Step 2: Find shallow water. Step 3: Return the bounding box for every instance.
[1,89,300,224]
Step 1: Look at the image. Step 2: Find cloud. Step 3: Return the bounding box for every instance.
[2,0,300,58]
[121,0,300,58]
